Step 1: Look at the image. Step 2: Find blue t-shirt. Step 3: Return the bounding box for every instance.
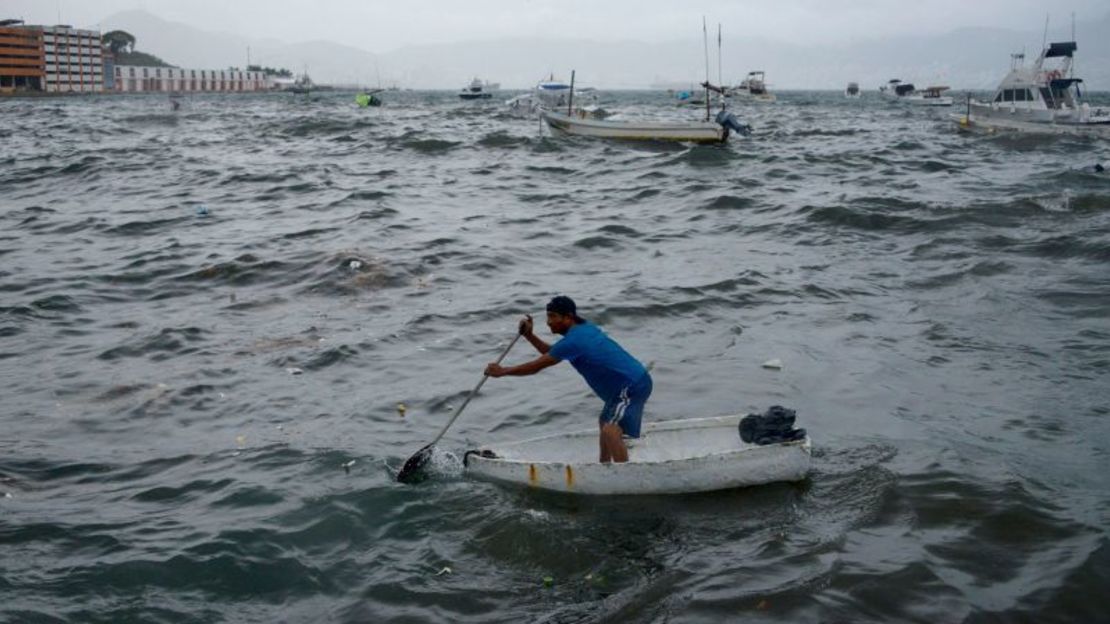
[548,322,647,402]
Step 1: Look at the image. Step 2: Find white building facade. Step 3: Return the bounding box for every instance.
[41,25,103,93]
[112,66,268,93]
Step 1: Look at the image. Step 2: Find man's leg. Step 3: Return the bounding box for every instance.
[600,423,628,463]
[599,423,611,463]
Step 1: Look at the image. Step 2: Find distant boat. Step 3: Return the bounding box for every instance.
[355,89,382,107]
[954,40,1110,135]
[845,82,860,98]
[459,77,496,100]
[287,72,314,94]
[879,78,912,98]
[879,79,952,105]
[731,71,776,102]
[505,75,602,118]
[907,85,953,106]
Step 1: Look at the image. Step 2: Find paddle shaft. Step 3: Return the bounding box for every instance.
[428,332,522,447]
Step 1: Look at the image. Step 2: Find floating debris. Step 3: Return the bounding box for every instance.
[286,367,304,375]
[235,435,246,447]
[349,260,363,270]
[542,576,554,587]
[761,358,784,370]
[3,492,12,499]
[397,403,407,418]
[435,567,452,576]
[343,460,356,474]
[195,204,209,217]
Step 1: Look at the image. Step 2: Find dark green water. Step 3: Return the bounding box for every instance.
[1,90,1108,623]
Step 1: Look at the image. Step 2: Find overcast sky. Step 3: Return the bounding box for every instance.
[4,0,1105,51]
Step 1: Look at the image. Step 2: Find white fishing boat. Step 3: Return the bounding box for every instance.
[952,41,1110,136]
[505,80,602,118]
[879,78,911,98]
[906,85,953,106]
[542,108,745,143]
[845,82,860,98]
[464,414,812,495]
[731,71,776,102]
[459,77,496,100]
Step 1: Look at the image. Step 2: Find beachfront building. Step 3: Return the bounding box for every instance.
[111,66,268,93]
[41,25,103,93]
[0,19,44,93]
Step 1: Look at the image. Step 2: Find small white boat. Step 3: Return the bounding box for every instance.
[879,78,912,98]
[730,70,776,102]
[953,40,1110,136]
[906,85,953,106]
[542,109,744,143]
[459,77,496,100]
[464,414,811,495]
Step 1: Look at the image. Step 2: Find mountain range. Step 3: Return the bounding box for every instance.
[98,10,1110,90]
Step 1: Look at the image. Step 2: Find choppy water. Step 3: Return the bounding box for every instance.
[2,89,1109,623]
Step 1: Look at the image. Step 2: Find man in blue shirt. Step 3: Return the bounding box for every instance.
[485,296,652,463]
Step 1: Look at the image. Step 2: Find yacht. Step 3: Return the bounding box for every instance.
[845,82,860,98]
[731,71,776,102]
[954,41,1110,135]
[459,77,496,100]
[879,79,911,97]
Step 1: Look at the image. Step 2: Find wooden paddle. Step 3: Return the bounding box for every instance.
[396,331,523,483]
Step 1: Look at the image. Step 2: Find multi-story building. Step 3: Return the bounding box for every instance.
[111,66,268,93]
[1,18,270,96]
[0,19,44,93]
[40,25,103,93]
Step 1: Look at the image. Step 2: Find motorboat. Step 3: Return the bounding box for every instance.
[731,71,776,102]
[845,82,860,98]
[880,79,914,99]
[506,77,603,118]
[286,72,315,95]
[464,414,812,495]
[907,85,953,106]
[953,41,1110,135]
[459,77,496,100]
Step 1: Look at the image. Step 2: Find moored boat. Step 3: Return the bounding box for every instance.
[542,109,745,143]
[731,70,776,102]
[953,41,1110,135]
[459,77,496,100]
[907,85,953,106]
[464,414,812,495]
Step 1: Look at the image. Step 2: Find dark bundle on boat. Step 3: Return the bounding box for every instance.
[739,406,806,445]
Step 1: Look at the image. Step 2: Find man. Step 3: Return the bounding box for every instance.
[485,296,652,463]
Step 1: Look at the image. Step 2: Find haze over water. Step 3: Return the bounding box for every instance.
[2,90,1109,622]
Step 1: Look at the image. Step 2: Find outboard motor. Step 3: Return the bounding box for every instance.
[715,110,752,136]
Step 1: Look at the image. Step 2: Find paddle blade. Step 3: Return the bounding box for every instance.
[396,444,435,484]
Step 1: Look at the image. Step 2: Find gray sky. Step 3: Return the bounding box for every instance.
[4,0,1105,52]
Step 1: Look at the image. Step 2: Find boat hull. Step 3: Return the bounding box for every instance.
[464,414,811,495]
[951,112,1110,136]
[542,110,726,143]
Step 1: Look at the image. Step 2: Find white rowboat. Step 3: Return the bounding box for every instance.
[541,110,731,143]
[464,414,811,495]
